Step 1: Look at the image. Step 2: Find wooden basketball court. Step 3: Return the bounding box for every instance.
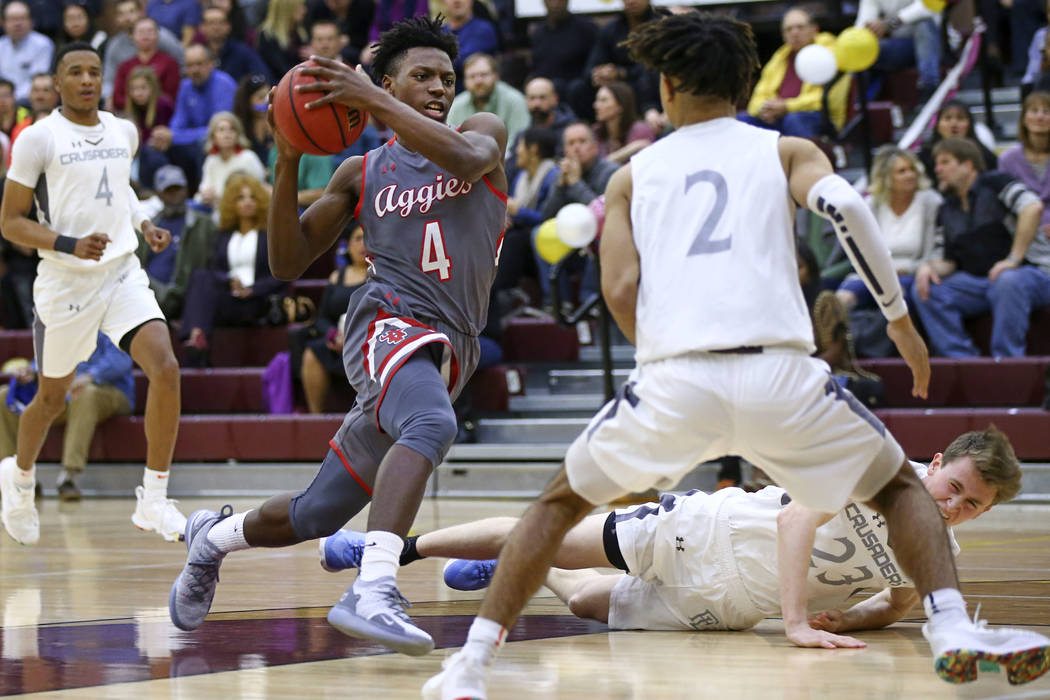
[1,496,1048,698]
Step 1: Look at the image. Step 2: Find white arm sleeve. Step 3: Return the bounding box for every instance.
[807,174,909,322]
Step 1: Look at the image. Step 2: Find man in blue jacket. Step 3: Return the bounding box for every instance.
[0,333,135,501]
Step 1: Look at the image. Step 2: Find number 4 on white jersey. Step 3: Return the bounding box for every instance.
[420,220,452,281]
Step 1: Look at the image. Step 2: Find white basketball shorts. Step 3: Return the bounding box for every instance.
[32,253,164,377]
[607,487,766,631]
[565,351,903,513]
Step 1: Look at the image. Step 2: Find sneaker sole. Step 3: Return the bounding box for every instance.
[326,606,434,656]
[319,537,338,573]
[936,646,1050,685]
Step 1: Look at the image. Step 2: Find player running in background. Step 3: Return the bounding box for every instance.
[425,13,1050,698]
[0,41,185,546]
[168,17,508,656]
[325,428,1018,646]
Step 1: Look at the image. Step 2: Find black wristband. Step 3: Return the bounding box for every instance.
[54,235,78,254]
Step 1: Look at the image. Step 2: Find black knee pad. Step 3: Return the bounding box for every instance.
[288,449,373,541]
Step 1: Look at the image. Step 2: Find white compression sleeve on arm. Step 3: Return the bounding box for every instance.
[807,174,909,322]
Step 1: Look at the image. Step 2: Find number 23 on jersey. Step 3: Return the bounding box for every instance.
[420,220,452,281]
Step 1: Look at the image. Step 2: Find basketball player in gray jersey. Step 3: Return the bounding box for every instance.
[168,16,508,656]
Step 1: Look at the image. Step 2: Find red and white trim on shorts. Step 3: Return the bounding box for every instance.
[360,309,461,430]
[329,439,373,496]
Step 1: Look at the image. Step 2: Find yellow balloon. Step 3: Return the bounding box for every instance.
[922,0,946,11]
[535,218,573,263]
[835,27,880,73]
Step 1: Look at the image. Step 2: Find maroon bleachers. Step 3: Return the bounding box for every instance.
[38,415,343,463]
[501,318,579,362]
[876,408,1050,460]
[859,357,1048,408]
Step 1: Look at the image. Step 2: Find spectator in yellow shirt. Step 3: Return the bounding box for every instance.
[740,8,849,139]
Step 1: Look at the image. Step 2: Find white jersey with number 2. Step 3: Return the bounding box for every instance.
[629,117,815,363]
[6,109,141,269]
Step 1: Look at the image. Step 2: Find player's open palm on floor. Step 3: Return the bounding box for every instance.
[786,620,867,649]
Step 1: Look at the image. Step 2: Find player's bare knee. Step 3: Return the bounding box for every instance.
[567,590,608,623]
[145,351,180,389]
[34,386,69,417]
[867,459,924,513]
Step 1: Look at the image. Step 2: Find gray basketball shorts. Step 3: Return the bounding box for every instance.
[342,281,480,424]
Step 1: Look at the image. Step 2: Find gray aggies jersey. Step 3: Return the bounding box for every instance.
[354,136,507,336]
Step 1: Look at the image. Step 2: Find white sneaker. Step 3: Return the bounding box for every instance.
[422,649,491,700]
[132,485,187,542]
[0,456,39,546]
[923,610,1050,685]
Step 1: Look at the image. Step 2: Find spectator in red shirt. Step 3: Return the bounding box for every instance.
[113,16,181,111]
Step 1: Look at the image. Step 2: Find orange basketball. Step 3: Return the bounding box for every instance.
[272,60,369,156]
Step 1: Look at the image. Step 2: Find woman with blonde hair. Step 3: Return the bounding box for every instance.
[196,111,267,209]
[257,0,309,78]
[179,175,287,366]
[835,145,940,312]
[124,65,174,145]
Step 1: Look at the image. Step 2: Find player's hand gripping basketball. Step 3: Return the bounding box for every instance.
[296,56,374,112]
[266,87,302,160]
[141,220,171,253]
[886,315,930,399]
[74,233,111,261]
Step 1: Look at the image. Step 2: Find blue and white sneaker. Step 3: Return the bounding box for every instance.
[327,575,434,656]
[443,559,497,591]
[319,529,366,572]
[168,505,232,631]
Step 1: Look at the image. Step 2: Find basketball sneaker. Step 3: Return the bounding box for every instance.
[422,649,491,700]
[443,559,497,591]
[923,611,1050,685]
[319,529,366,572]
[326,576,434,656]
[0,456,39,546]
[168,506,233,631]
[132,485,187,542]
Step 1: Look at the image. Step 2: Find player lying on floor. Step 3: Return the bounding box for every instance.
[320,427,1019,648]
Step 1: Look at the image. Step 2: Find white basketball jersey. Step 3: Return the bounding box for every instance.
[629,118,814,363]
[7,110,141,269]
[724,462,959,616]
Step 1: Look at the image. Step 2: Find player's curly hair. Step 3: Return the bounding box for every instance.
[371,15,459,82]
[621,12,758,105]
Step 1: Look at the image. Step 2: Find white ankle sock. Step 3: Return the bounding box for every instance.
[207,511,251,553]
[57,468,77,486]
[142,467,169,499]
[463,617,507,663]
[12,460,35,489]
[358,530,402,582]
[924,588,969,625]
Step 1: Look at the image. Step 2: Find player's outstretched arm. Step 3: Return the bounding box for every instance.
[600,165,639,345]
[777,502,867,649]
[266,93,360,280]
[780,137,929,399]
[0,180,109,261]
[809,586,920,633]
[299,58,507,186]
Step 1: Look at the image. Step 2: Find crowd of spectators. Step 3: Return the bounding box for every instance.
[0,0,1048,408]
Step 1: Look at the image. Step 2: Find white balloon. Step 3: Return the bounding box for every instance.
[795,44,838,86]
[555,202,598,248]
